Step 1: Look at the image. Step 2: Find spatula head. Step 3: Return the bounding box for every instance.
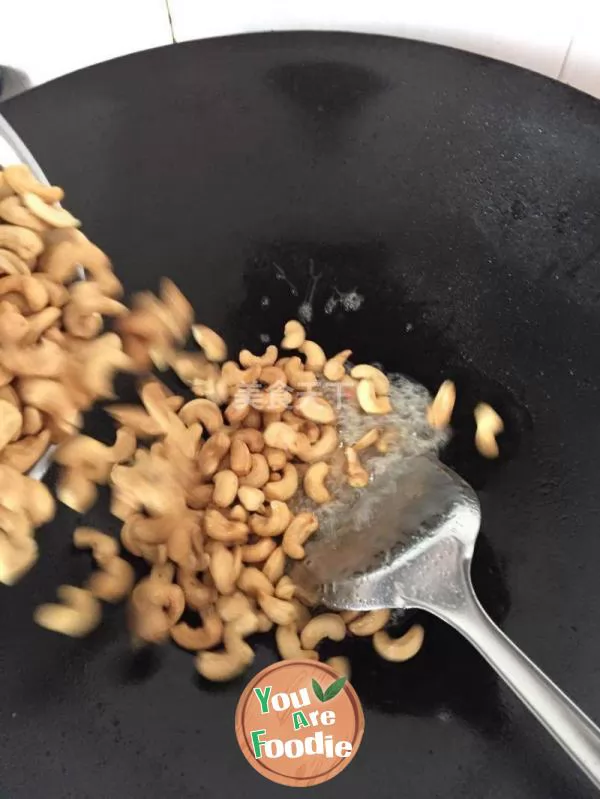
[293,455,481,612]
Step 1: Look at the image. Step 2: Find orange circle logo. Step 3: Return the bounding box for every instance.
[235,660,364,787]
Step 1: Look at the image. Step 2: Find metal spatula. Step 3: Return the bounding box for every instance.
[300,454,600,790]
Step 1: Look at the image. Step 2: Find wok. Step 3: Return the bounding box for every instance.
[1,31,600,799]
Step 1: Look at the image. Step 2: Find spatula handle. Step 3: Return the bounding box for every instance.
[436,581,600,791]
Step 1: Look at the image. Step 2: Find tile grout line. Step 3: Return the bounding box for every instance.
[165,0,176,43]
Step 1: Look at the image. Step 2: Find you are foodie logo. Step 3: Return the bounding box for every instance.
[235,660,364,787]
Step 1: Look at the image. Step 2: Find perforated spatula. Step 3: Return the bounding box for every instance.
[300,454,600,790]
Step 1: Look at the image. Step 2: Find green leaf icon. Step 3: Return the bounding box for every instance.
[312,678,325,702]
[323,676,347,701]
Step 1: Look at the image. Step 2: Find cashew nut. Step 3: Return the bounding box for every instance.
[348,609,390,636]
[250,500,291,537]
[474,402,504,459]
[282,512,319,560]
[373,624,425,662]
[237,566,274,597]
[263,421,299,452]
[0,533,38,585]
[264,463,298,502]
[300,614,346,649]
[274,575,295,600]
[303,462,332,504]
[0,195,49,232]
[0,429,51,473]
[2,164,64,203]
[34,586,101,637]
[257,592,297,625]
[212,469,239,508]
[231,427,264,453]
[198,431,231,479]
[323,350,352,382]
[327,656,351,678]
[241,536,276,563]
[0,399,22,450]
[238,453,270,488]
[216,591,254,622]
[57,468,98,513]
[284,356,317,391]
[208,542,241,595]
[88,557,135,603]
[172,606,223,651]
[195,615,258,681]
[128,578,185,644]
[177,567,216,611]
[22,192,80,228]
[239,344,278,368]
[262,545,286,584]
[204,508,248,543]
[356,378,392,415]
[192,325,227,362]
[427,380,456,429]
[294,425,339,463]
[275,623,318,660]
[237,485,265,513]
[350,364,390,395]
[0,224,44,261]
[345,447,369,488]
[263,446,287,471]
[73,527,119,562]
[179,398,223,433]
[281,319,306,349]
[353,428,379,451]
[294,395,336,424]
[299,340,326,372]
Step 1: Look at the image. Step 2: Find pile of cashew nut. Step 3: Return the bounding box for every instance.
[0,164,503,683]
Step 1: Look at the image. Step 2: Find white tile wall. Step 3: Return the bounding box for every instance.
[0,0,599,101]
[0,0,173,91]
[167,0,576,80]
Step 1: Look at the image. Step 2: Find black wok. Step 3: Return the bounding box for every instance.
[1,31,600,799]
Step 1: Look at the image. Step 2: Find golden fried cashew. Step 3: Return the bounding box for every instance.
[427,380,456,429]
[1,274,49,312]
[323,349,352,382]
[216,591,254,622]
[34,586,101,637]
[18,378,82,434]
[282,512,319,560]
[179,398,223,433]
[169,351,213,388]
[0,247,30,276]
[350,365,390,395]
[299,341,326,372]
[0,467,55,527]
[339,610,361,623]
[373,624,425,662]
[263,421,299,452]
[151,562,176,583]
[294,425,339,463]
[263,446,287,471]
[212,470,239,508]
[345,447,369,488]
[353,428,380,451]
[166,516,200,569]
[195,614,258,681]
[281,319,306,349]
[0,385,20,408]
[237,486,265,513]
[106,405,163,438]
[0,399,22,451]
[356,379,393,415]
[21,192,79,228]
[474,403,504,459]
[57,469,98,513]
[250,500,291,537]
[237,566,274,597]
[88,556,135,603]
[73,527,120,562]
[198,431,231,479]
[172,606,224,651]
[0,505,32,543]
[348,609,390,636]
[274,575,295,601]
[259,366,286,387]
[208,541,242,595]
[229,438,251,477]
[300,614,346,649]
[275,623,318,661]
[228,504,248,523]
[76,338,133,400]
[304,462,332,504]
[56,429,136,483]
[0,533,38,585]
[111,451,187,517]
[62,305,103,339]
[284,356,317,391]
[2,164,64,203]
[34,276,70,307]
[0,429,51,473]
[0,224,44,261]
[40,229,122,296]
[158,278,194,338]
[262,545,286,584]
[241,536,276,563]
[239,344,278,368]
[187,483,214,510]
[68,281,127,317]
[238,453,270,488]
[20,307,62,347]
[0,339,65,378]
[0,301,28,344]
[230,427,264,453]
[177,567,216,611]
[264,463,298,502]
[258,592,297,625]
[204,508,248,543]
[128,578,185,644]
[0,195,49,232]
[294,395,336,425]
[327,656,351,678]
[192,324,227,362]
